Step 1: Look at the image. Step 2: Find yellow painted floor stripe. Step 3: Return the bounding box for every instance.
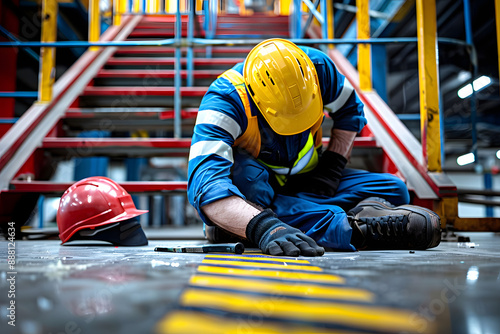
[180,289,427,333]
[197,265,346,284]
[204,254,311,264]
[190,275,374,302]
[156,310,366,334]
[201,259,322,271]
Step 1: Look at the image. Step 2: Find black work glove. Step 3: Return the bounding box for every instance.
[246,209,325,257]
[283,150,347,197]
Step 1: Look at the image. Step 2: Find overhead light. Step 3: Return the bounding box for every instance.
[457,152,475,166]
[457,76,492,99]
[496,150,500,160]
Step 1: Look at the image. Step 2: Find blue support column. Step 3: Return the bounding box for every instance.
[484,172,494,218]
[73,131,110,180]
[463,0,478,162]
[371,44,387,102]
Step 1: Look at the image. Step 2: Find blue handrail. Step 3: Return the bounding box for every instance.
[0,37,470,48]
[0,92,38,98]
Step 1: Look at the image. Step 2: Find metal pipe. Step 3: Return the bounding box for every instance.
[0,92,39,98]
[463,0,478,164]
[326,0,334,49]
[458,196,500,207]
[357,0,371,92]
[0,25,40,61]
[174,0,182,138]
[187,0,194,87]
[39,0,58,102]
[301,0,321,39]
[320,0,327,40]
[0,37,472,48]
[496,0,500,97]
[89,0,101,52]
[416,0,441,173]
[302,0,324,25]
[457,189,500,197]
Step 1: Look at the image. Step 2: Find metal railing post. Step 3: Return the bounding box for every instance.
[463,0,478,163]
[174,0,182,138]
[38,0,58,102]
[357,0,372,92]
[326,0,334,48]
[89,0,101,52]
[187,0,195,87]
[114,0,128,25]
[416,0,441,173]
[496,0,500,97]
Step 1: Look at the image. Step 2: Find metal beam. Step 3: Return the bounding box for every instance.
[416,0,441,172]
[357,0,372,92]
[39,0,58,102]
[89,0,100,51]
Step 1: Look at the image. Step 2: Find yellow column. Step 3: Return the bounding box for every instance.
[133,0,141,12]
[114,0,121,25]
[279,0,291,15]
[416,0,441,172]
[89,0,100,51]
[357,0,371,92]
[495,0,500,95]
[196,0,203,12]
[114,0,128,25]
[38,0,57,102]
[327,0,334,48]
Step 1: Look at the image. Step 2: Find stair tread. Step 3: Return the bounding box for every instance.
[114,47,252,55]
[96,69,221,78]
[42,137,192,148]
[106,57,245,65]
[65,107,199,119]
[40,137,376,148]
[82,86,208,96]
[9,180,187,193]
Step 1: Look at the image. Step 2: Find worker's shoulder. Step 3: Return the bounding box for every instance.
[298,46,329,65]
[207,63,244,95]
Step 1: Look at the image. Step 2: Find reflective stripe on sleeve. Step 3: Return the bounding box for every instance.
[189,140,234,163]
[196,109,242,140]
[324,78,354,114]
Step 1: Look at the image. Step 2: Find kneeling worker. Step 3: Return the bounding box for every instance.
[187,38,441,256]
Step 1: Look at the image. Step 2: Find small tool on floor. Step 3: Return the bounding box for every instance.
[155,242,244,254]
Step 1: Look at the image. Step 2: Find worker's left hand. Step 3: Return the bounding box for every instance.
[284,150,347,197]
[246,209,325,257]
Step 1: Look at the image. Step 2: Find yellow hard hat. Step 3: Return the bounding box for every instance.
[243,38,323,136]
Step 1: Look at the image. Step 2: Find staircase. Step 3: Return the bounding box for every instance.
[0,12,454,232]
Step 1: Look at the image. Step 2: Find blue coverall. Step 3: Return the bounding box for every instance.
[188,46,410,251]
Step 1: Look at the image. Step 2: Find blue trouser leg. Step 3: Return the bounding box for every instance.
[296,168,411,210]
[231,151,410,251]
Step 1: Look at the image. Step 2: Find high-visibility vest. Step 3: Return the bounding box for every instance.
[219,69,324,185]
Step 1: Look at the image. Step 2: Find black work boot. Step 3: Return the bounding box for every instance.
[347,197,441,250]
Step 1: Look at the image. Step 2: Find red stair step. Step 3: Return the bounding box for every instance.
[41,138,192,149]
[9,180,187,194]
[65,108,199,120]
[82,86,208,96]
[105,57,245,66]
[128,30,206,38]
[113,47,252,55]
[96,69,221,79]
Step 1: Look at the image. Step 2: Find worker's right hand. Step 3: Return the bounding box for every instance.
[246,209,325,257]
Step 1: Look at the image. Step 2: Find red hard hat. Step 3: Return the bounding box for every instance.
[57,176,148,244]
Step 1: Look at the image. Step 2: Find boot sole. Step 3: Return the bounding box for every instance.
[358,199,441,249]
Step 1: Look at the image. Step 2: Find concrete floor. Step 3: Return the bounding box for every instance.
[1,231,499,334]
